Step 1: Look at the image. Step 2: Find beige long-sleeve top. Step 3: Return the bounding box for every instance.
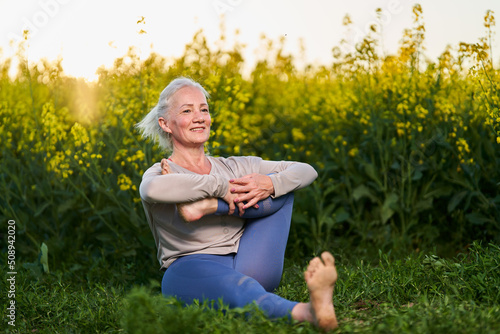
[139,155,318,270]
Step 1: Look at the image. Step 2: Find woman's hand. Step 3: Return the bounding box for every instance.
[222,184,238,216]
[160,158,171,175]
[229,173,275,210]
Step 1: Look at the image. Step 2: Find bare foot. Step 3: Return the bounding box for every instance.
[177,198,218,222]
[161,158,218,222]
[304,252,338,331]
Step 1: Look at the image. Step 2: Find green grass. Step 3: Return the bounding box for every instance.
[2,242,499,333]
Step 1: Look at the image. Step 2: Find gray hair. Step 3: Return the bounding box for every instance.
[135,77,210,152]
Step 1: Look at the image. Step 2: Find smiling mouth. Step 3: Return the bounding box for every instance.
[190,127,205,131]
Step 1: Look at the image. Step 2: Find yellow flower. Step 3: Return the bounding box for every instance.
[71,122,90,147]
[292,128,306,141]
[117,174,133,191]
[135,150,145,161]
[415,105,429,119]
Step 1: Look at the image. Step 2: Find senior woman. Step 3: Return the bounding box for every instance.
[136,77,338,330]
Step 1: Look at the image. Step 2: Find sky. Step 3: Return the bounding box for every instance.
[1,0,499,81]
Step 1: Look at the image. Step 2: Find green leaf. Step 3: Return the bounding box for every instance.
[412,169,423,181]
[447,191,468,213]
[365,163,382,188]
[414,197,433,213]
[325,217,336,228]
[390,161,401,170]
[322,202,337,216]
[352,184,377,202]
[333,207,350,223]
[40,242,50,274]
[465,212,490,225]
[381,193,399,224]
[424,186,453,199]
[324,183,341,197]
[35,202,51,217]
[57,197,79,215]
[122,249,137,257]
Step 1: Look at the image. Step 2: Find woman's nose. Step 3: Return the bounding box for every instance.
[193,110,205,122]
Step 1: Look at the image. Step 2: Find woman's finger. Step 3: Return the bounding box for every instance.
[230,185,253,193]
[236,201,245,216]
[242,198,259,210]
[235,191,265,207]
[229,175,255,185]
[227,200,235,215]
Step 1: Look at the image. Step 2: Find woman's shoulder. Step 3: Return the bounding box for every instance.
[141,162,162,179]
[144,162,161,172]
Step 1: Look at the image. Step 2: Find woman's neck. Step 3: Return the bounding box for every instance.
[169,146,211,174]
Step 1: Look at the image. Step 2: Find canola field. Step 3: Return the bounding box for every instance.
[1,7,499,267]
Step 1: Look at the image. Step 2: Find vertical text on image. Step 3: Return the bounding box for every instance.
[6,219,17,327]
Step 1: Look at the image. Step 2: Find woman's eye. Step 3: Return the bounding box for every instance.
[202,108,209,113]
[182,109,191,113]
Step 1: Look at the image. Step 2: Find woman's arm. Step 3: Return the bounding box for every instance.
[227,158,318,209]
[139,163,229,203]
[259,160,318,197]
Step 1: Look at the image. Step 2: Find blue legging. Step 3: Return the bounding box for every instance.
[162,193,298,319]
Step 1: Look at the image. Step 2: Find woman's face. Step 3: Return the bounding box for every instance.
[159,86,211,150]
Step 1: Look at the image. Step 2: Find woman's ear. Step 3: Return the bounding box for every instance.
[158,117,172,134]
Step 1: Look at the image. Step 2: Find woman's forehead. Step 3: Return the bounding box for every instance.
[172,86,207,104]
[176,86,205,97]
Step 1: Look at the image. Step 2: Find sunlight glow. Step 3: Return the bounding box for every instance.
[1,0,499,80]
